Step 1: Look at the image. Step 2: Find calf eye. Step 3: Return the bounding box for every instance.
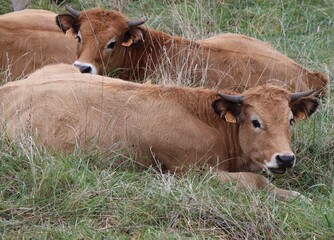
[290,118,295,126]
[107,41,116,49]
[252,120,261,128]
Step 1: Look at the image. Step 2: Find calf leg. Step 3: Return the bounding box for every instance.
[214,170,306,201]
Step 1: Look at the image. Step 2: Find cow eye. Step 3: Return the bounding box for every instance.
[252,120,261,128]
[75,35,82,43]
[107,41,116,49]
[290,118,295,126]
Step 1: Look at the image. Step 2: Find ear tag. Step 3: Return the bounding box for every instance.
[122,39,133,47]
[225,112,237,123]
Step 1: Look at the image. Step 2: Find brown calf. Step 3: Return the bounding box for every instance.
[55,6,328,96]
[0,64,319,200]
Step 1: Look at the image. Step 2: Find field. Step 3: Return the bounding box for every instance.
[0,0,333,239]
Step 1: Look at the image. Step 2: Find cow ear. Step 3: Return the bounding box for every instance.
[122,28,144,47]
[212,99,243,124]
[290,97,319,122]
[56,14,79,34]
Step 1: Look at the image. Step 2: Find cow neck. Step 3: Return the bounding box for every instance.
[157,85,218,122]
[143,27,199,57]
[159,85,244,168]
[123,27,203,81]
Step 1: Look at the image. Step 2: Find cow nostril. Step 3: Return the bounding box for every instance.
[79,65,92,74]
[276,154,295,168]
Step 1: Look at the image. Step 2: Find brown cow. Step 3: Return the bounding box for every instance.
[0,9,77,81]
[0,64,319,200]
[55,5,328,96]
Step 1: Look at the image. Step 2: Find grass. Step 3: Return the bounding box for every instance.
[1,0,334,239]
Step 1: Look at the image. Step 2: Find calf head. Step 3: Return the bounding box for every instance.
[56,5,147,75]
[212,85,318,174]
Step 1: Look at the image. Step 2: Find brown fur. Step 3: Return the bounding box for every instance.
[0,9,77,80]
[56,8,329,96]
[0,64,319,200]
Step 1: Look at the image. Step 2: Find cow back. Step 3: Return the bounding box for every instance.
[0,9,77,81]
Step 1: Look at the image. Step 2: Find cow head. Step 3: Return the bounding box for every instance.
[56,5,147,75]
[212,85,318,174]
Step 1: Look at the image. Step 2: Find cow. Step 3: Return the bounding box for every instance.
[0,9,77,81]
[55,5,329,97]
[0,64,319,200]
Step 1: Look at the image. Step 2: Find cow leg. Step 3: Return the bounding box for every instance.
[213,170,307,201]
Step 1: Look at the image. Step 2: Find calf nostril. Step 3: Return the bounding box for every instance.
[80,65,92,74]
[276,154,295,168]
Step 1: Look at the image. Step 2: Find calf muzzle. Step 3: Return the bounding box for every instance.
[276,154,295,168]
[73,61,97,74]
[268,154,295,174]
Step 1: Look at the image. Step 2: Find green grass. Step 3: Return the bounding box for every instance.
[1,0,334,239]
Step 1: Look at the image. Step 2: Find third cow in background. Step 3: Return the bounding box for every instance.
[0,9,77,80]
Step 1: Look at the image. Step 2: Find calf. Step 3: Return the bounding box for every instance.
[0,64,319,200]
[55,5,329,96]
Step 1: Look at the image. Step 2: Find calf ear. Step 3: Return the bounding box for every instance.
[56,14,79,34]
[122,28,144,47]
[290,97,319,121]
[212,99,243,124]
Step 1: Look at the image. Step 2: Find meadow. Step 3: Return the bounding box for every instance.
[0,0,333,239]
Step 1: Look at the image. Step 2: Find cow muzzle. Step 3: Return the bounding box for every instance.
[73,61,97,74]
[267,153,295,174]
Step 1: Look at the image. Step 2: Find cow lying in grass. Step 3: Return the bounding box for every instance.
[55,5,328,96]
[0,64,319,200]
[0,9,76,80]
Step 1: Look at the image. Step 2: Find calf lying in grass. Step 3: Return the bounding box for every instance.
[55,5,329,97]
[0,64,320,200]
